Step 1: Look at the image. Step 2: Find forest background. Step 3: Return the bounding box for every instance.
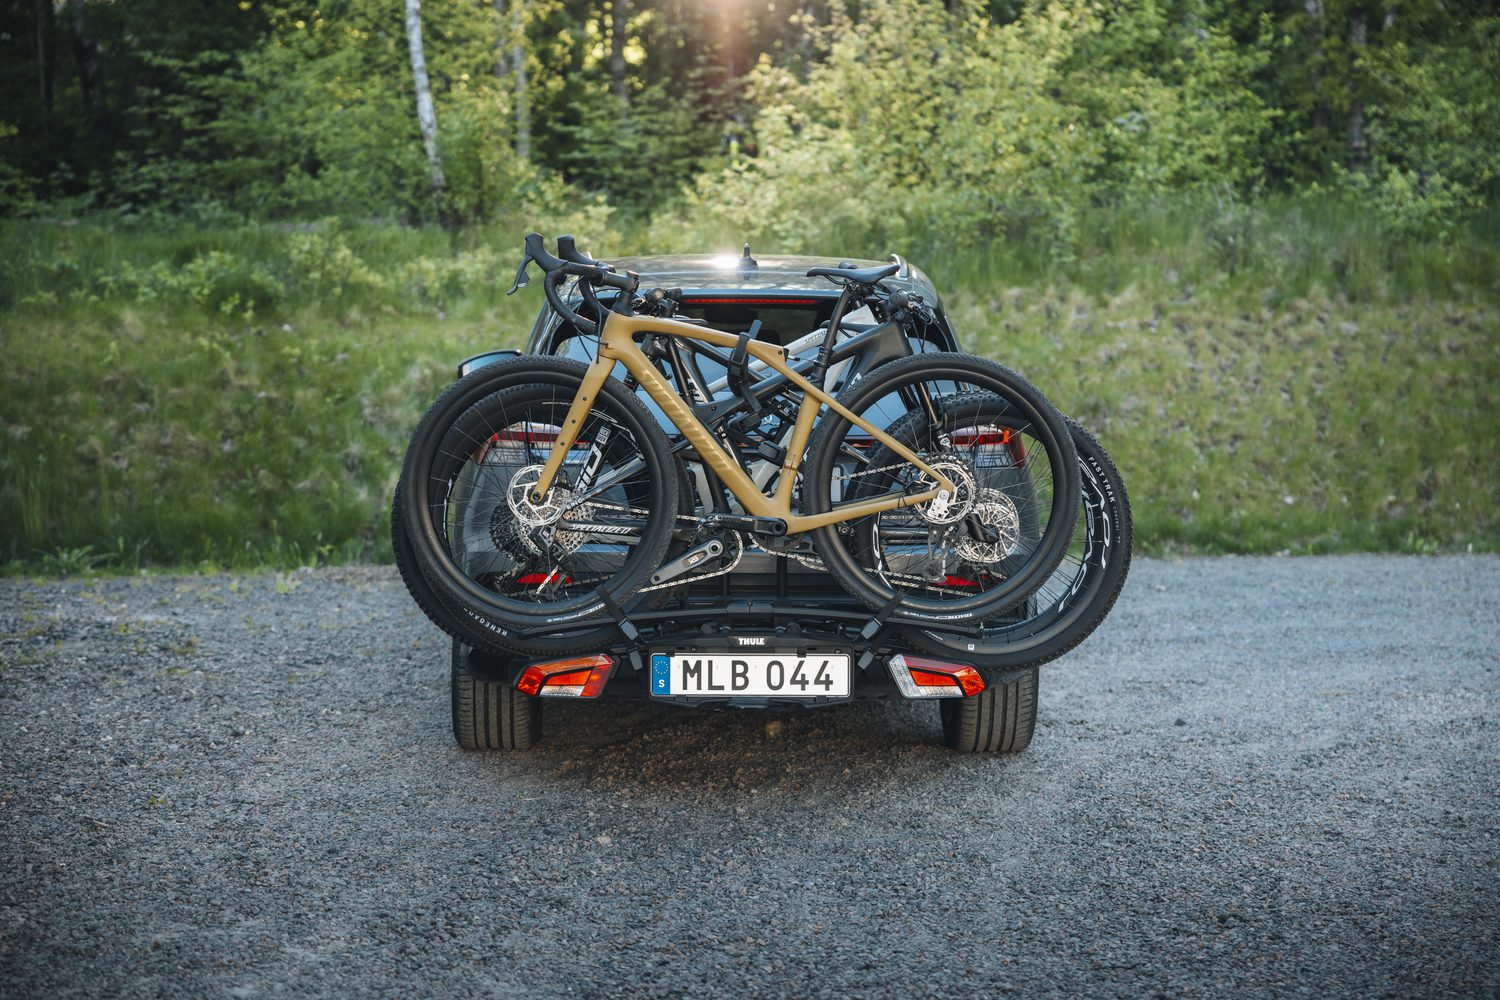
[1,0,1496,571]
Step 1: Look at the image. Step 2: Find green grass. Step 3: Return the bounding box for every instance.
[1,198,1496,571]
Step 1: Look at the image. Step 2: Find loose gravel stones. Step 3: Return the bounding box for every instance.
[2,557,1497,996]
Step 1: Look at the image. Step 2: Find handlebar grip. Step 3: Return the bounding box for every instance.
[523,232,565,271]
[556,234,598,265]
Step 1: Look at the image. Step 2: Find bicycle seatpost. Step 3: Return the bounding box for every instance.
[811,281,860,387]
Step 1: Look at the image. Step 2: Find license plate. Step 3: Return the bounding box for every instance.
[650,651,851,698]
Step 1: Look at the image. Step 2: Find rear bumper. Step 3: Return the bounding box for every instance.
[459,596,1026,707]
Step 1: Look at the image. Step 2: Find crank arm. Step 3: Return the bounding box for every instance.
[649,538,726,586]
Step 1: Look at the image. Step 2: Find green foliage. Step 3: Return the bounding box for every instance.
[0,220,543,570]
[0,122,38,217]
[667,1,1279,260]
[2,200,1496,571]
[943,201,1500,555]
[5,0,1495,232]
[1,0,1497,570]
[555,83,711,208]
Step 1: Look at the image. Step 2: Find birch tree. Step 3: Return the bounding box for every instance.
[403,0,445,196]
[491,0,530,160]
[610,0,629,107]
[511,0,531,161]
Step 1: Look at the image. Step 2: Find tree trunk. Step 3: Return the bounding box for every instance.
[34,0,55,116]
[1304,0,1330,141]
[610,0,629,107]
[67,0,106,131]
[512,0,530,161]
[1346,5,1369,172]
[722,2,737,85]
[493,0,510,78]
[403,0,446,197]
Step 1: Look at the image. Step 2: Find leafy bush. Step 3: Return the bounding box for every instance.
[2,198,1496,570]
[667,0,1276,260]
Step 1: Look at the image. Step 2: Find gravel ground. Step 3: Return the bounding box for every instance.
[1,555,1496,998]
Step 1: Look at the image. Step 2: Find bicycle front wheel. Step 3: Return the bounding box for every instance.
[803,352,1080,622]
[400,357,678,633]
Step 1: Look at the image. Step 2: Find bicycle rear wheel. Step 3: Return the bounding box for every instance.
[399,357,678,640]
[804,352,1079,622]
[904,417,1133,669]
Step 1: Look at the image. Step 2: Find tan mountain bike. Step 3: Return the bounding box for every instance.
[397,234,1080,654]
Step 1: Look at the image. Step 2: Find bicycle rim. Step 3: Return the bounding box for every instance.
[409,378,674,623]
[805,353,1079,620]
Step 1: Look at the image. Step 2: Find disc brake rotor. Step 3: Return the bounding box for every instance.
[492,464,593,559]
[956,487,1021,563]
[916,459,978,525]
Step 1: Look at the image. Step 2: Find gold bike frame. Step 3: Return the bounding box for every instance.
[530,312,955,535]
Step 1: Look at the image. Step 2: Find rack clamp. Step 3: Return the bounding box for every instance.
[859,593,906,643]
[596,588,641,643]
[725,321,765,416]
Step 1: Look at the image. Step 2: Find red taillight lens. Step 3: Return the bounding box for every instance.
[949,426,1027,465]
[516,655,615,698]
[888,654,986,699]
[515,572,574,586]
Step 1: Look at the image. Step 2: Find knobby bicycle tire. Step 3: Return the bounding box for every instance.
[905,417,1133,670]
[398,356,678,643]
[803,352,1080,622]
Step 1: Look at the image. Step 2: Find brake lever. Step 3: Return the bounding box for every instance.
[507,254,532,296]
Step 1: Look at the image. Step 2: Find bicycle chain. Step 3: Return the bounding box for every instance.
[547,500,746,592]
[536,454,976,596]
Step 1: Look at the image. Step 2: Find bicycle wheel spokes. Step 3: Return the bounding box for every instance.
[861,400,1055,598]
[428,384,662,616]
[806,352,1080,620]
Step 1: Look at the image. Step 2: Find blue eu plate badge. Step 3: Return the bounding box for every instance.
[651,653,671,695]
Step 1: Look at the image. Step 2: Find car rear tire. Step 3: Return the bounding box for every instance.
[451,640,540,750]
[939,667,1038,753]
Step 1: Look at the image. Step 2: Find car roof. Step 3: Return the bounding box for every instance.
[601,252,943,303]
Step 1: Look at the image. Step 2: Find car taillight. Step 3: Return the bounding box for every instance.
[516,654,615,698]
[515,573,573,586]
[887,654,985,699]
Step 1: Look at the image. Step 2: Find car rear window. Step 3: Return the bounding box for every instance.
[677,297,837,347]
[540,294,837,358]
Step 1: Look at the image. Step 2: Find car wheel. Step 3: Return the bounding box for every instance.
[451,639,540,750]
[939,667,1038,753]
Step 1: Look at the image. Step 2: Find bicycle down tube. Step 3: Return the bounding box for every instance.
[529,311,957,533]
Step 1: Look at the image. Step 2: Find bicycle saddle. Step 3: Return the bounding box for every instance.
[805,262,900,284]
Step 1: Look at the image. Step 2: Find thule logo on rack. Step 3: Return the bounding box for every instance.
[734,636,769,646]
